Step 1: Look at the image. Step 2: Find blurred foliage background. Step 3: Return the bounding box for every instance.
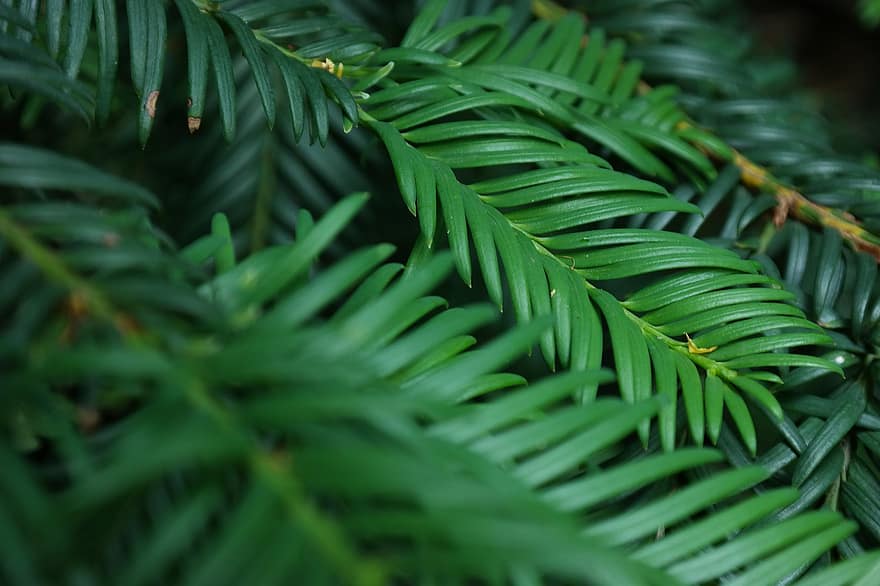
[3,0,880,584]
[745,0,880,156]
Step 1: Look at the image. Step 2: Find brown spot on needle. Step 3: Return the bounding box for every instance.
[145,90,159,118]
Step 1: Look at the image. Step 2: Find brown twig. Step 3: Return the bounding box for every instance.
[729,149,880,260]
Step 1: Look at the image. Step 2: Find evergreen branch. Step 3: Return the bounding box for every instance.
[360,97,834,453]
[558,0,880,557]
[356,5,844,454]
[531,0,880,262]
[728,147,880,261]
[5,1,880,581]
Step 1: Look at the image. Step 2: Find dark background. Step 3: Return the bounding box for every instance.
[744,0,880,155]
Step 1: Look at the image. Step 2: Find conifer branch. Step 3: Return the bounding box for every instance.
[531,0,880,262]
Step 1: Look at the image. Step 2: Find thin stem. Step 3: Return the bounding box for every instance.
[579,272,739,380]
[183,377,386,586]
[0,208,135,334]
[362,107,743,385]
[253,30,349,79]
[729,148,880,260]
